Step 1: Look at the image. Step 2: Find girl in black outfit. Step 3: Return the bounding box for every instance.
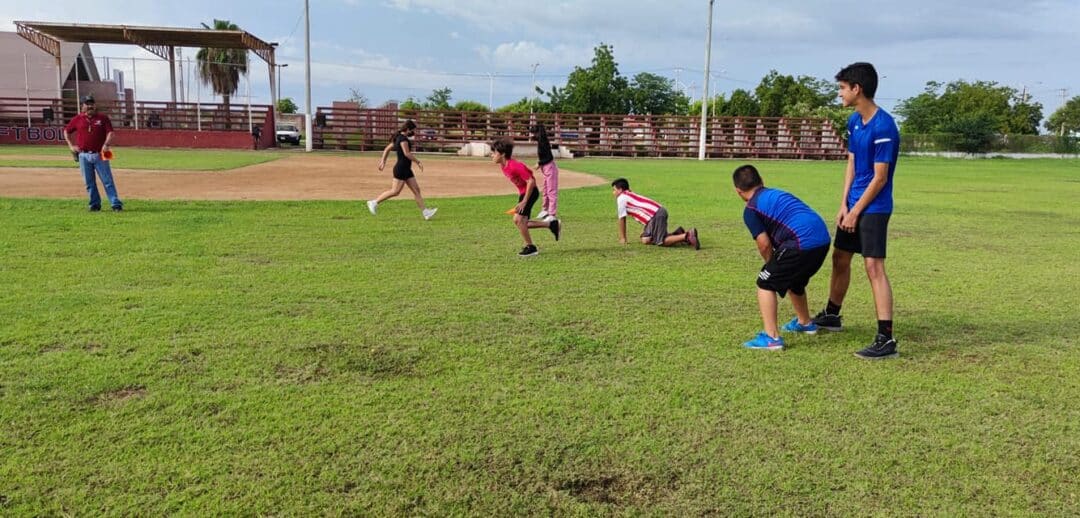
[367,120,437,220]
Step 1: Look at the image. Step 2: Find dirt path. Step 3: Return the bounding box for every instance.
[0,155,605,200]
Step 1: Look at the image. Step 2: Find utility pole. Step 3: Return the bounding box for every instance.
[698,0,715,160]
[304,0,313,152]
[488,73,495,111]
[530,63,540,114]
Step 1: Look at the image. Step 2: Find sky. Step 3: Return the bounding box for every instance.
[3,0,1077,127]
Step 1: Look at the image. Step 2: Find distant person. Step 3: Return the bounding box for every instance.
[530,122,560,222]
[367,120,437,220]
[611,178,698,249]
[251,124,262,150]
[64,95,122,212]
[811,62,901,360]
[491,137,560,257]
[733,164,831,350]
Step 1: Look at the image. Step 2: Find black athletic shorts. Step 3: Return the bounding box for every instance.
[757,245,829,297]
[834,213,890,258]
[392,162,415,181]
[517,187,540,217]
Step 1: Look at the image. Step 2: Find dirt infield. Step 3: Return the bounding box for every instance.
[0,155,606,200]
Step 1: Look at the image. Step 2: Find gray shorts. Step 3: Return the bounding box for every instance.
[641,207,669,245]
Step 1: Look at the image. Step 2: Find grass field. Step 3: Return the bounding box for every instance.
[1,155,1078,515]
[0,145,283,170]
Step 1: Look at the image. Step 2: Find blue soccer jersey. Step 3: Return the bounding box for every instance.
[846,109,900,214]
[744,188,831,251]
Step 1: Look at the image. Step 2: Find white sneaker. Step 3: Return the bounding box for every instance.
[422,208,438,220]
[536,210,549,220]
[543,214,557,222]
[367,200,377,215]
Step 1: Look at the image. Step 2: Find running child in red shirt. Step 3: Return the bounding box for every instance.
[491,137,560,257]
[612,178,699,249]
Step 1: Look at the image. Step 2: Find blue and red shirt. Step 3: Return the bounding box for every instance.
[744,187,830,251]
[846,108,899,214]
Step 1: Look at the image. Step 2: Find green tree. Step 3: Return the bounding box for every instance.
[425,87,453,110]
[897,80,1033,135]
[399,97,422,111]
[894,81,944,134]
[497,97,552,113]
[942,113,998,153]
[453,100,488,112]
[1045,96,1080,135]
[276,97,298,114]
[720,89,759,117]
[755,71,835,118]
[543,43,629,114]
[196,19,248,129]
[627,72,688,115]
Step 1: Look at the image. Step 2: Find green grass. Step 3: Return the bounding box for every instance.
[0,145,284,170]
[1,156,1078,515]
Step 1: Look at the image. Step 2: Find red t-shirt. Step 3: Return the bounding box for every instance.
[64,112,113,153]
[501,159,533,195]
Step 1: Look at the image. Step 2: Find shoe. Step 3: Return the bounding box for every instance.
[367,200,378,215]
[810,310,843,332]
[543,214,557,222]
[422,208,438,220]
[743,331,784,350]
[854,334,899,360]
[672,226,685,236]
[549,219,560,241]
[536,210,549,220]
[88,206,101,212]
[518,244,539,257]
[111,205,123,212]
[782,317,818,334]
[687,228,700,250]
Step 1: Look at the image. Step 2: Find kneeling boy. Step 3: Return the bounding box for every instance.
[612,178,698,249]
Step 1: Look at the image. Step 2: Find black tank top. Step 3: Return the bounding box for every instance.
[393,133,410,169]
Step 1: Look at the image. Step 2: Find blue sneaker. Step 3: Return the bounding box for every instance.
[743,332,784,350]
[782,317,819,334]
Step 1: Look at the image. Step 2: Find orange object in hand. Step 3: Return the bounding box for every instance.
[102,149,114,160]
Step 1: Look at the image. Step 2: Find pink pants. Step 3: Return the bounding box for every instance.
[539,161,559,215]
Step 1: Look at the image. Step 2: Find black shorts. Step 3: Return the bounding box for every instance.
[757,245,829,297]
[834,213,890,258]
[392,163,414,181]
[517,187,540,217]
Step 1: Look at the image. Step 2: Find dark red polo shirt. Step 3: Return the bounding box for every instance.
[64,112,113,153]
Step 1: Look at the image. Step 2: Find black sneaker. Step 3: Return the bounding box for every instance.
[111,205,123,212]
[549,219,560,241]
[518,244,539,257]
[810,310,843,332]
[854,334,899,360]
[88,206,101,212]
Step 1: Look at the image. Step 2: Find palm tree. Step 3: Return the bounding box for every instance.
[196,19,248,130]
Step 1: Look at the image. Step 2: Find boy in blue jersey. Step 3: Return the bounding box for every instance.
[734,165,831,350]
[811,62,900,359]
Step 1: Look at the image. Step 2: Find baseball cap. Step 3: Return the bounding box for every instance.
[81,95,95,104]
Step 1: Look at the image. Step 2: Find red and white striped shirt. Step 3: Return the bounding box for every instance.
[616,191,663,225]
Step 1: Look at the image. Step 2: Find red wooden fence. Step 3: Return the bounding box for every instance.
[0,97,270,133]
[313,108,847,160]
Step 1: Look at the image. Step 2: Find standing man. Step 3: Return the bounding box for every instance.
[812,62,899,359]
[64,95,123,212]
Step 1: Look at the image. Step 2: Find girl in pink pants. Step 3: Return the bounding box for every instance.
[531,123,560,221]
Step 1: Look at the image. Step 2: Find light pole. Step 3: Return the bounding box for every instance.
[698,0,715,161]
[304,0,313,152]
[530,62,540,113]
[277,63,289,108]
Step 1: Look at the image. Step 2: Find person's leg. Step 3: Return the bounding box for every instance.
[374,180,405,204]
[543,162,559,216]
[660,234,688,246]
[865,257,893,322]
[403,177,428,211]
[758,288,780,338]
[526,220,552,229]
[827,248,854,306]
[95,157,122,209]
[789,291,811,324]
[79,153,101,210]
[514,214,533,245]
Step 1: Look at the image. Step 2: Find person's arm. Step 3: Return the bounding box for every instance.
[63,119,78,152]
[754,232,773,262]
[516,175,537,212]
[837,152,855,227]
[378,141,393,170]
[101,131,115,153]
[617,216,628,244]
[840,161,888,232]
[400,139,423,172]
